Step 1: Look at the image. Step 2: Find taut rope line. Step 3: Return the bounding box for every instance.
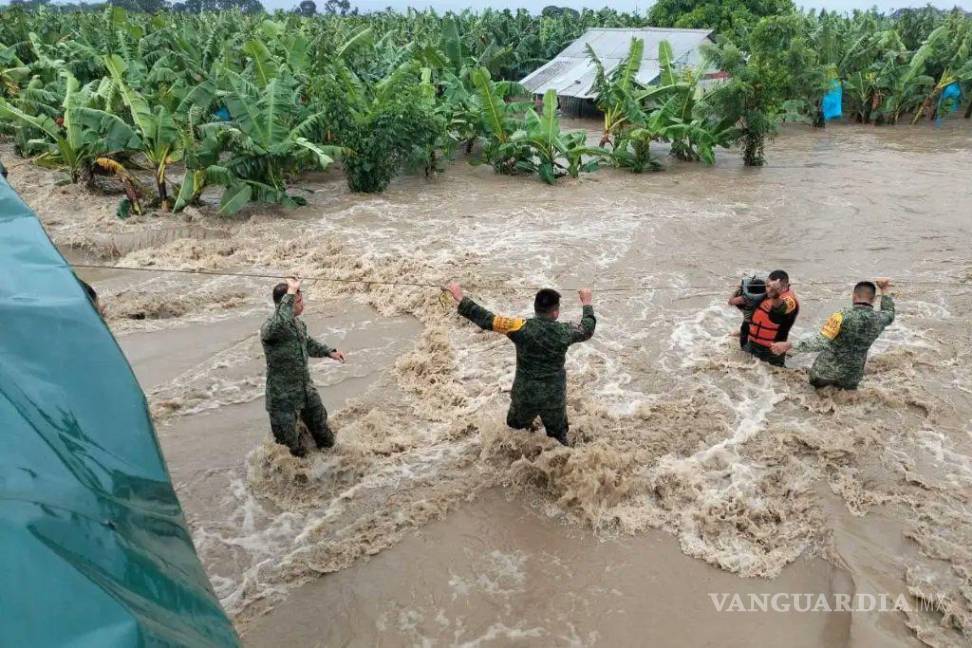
[69,263,969,294]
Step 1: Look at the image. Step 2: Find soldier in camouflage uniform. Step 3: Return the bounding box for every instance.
[445,281,596,446]
[261,277,346,457]
[771,278,894,389]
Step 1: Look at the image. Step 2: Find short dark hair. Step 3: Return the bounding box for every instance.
[534,288,561,315]
[272,282,289,304]
[854,281,876,300]
[768,270,789,284]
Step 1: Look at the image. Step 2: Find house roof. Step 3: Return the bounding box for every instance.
[520,27,715,99]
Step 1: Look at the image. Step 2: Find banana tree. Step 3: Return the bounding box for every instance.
[0,71,139,183]
[104,54,182,209]
[508,89,605,184]
[912,19,972,122]
[468,66,532,173]
[172,107,225,213]
[202,70,340,212]
[879,25,947,123]
[610,127,662,173]
[639,41,711,161]
[0,75,61,156]
[587,37,645,148]
[0,44,29,97]
[844,69,880,123]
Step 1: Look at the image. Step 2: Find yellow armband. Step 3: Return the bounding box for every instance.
[821,312,843,340]
[492,316,526,334]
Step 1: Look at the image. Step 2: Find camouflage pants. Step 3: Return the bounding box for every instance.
[507,399,569,446]
[268,388,334,457]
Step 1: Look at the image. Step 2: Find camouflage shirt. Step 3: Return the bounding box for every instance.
[261,293,335,411]
[793,295,895,388]
[457,297,596,407]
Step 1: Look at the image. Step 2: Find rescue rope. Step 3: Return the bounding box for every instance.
[69,263,969,293]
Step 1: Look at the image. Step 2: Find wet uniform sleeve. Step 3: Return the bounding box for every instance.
[568,305,596,345]
[794,311,842,353]
[261,293,296,342]
[457,297,525,337]
[307,335,335,358]
[877,295,895,327]
[768,295,798,324]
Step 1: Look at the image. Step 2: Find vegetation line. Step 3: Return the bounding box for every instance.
[1,3,968,217]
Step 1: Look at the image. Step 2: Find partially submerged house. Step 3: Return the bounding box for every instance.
[520,27,718,116]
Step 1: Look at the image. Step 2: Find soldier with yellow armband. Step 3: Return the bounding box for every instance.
[444,282,596,446]
[770,278,895,390]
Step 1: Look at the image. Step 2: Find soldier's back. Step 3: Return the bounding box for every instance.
[811,307,888,388]
[511,317,573,381]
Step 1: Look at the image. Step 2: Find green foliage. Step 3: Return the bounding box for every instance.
[747,13,829,125]
[0,70,138,181]
[339,77,442,193]
[587,37,644,148]
[508,89,603,184]
[468,66,533,174]
[0,4,968,208]
[648,0,796,45]
[700,41,780,166]
[588,38,737,170]
[205,70,339,209]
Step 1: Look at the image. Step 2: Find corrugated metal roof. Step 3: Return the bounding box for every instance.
[520,27,714,99]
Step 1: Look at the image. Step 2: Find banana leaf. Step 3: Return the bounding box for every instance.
[218,182,252,216]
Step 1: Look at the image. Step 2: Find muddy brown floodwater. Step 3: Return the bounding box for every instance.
[7,120,972,647]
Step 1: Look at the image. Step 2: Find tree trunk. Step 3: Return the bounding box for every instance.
[157,169,169,211]
[813,100,825,128]
[964,99,972,119]
[743,132,765,167]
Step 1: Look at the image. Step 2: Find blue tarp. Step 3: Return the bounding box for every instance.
[940,82,962,113]
[822,79,842,121]
[0,176,239,647]
[935,82,962,127]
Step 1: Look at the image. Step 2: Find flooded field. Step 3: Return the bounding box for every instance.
[7,121,972,647]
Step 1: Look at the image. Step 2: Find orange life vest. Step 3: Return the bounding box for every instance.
[747,291,799,347]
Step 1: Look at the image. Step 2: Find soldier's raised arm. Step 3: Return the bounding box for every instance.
[875,278,895,327]
[262,277,301,342]
[446,281,525,336]
[569,288,596,344]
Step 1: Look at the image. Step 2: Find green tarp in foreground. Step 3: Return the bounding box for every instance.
[0,177,238,647]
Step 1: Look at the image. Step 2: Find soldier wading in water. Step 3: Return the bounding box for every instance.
[261,276,346,457]
[445,282,596,446]
[770,278,895,389]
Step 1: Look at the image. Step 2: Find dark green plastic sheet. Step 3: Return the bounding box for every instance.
[0,176,239,647]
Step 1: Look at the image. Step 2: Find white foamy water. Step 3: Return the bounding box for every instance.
[11,122,972,646]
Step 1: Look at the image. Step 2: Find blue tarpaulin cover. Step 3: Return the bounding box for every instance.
[0,176,239,647]
[935,82,962,126]
[822,79,842,121]
[939,81,962,113]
